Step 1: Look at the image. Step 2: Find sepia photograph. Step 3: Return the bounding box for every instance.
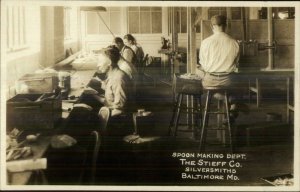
[1,0,299,191]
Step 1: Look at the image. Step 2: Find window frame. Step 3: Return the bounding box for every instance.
[6,5,28,53]
[85,7,121,35]
[208,7,242,21]
[64,7,72,40]
[127,6,162,34]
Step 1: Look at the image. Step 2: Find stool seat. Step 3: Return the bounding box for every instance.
[180,84,202,95]
[199,87,233,152]
[169,74,203,139]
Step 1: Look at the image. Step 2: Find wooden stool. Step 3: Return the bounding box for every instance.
[199,87,233,152]
[169,84,202,139]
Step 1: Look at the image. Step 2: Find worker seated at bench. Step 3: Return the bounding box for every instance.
[72,45,136,133]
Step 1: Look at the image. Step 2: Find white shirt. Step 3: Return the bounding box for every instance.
[117,58,137,80]
[199,32,239,73]
[121,46,135,64]
[103,68,130,114]
[130,44,144,65]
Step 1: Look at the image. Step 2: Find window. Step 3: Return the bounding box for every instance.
[176,7,187,33]
[169,7,201,34]
[64,7,71,39]
[273,7,295,19]
[208,7,227,19]
[231,7,242,20]
[128,7,162,34]
[86,7,121,35]
[6,6,28,52]
[208,7,242,20]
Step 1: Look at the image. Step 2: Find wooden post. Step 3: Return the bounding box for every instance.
[187,7,197,133]
[267,7,274,70]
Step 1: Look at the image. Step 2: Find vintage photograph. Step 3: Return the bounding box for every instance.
[1,0,299,191]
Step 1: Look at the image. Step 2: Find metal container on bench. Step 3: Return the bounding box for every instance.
[7,93,62,131]
[16,73,59,94]
[133,111,155,137]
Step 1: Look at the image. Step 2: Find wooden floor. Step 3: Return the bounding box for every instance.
[43,76,294,186]
[92,80,294,186]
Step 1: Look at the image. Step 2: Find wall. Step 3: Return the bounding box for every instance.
[5,6,81,98]
[81,7,202,58]
[63,7,81,61]
[201,18,295,69]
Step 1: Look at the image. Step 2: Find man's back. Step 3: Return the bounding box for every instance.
[200,32,239,73]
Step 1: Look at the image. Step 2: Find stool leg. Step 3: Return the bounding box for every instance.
[224,92,233,153]
[199,91,211,151]
[193,95,202,140]
[168,93,180,135]
[174,93,184,136]
[191,95,196,139]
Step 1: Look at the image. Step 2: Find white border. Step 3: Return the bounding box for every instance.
[1,1,300,191]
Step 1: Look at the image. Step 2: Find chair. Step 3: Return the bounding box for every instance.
[98,106,111,134]
[76,105,106,185]
[60,104,102,184]
[141,54,156,87]
[90,131,101,184]
[199,86,233,152]
[168,74,202,139]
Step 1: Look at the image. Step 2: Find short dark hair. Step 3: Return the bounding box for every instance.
[211,15,227,27]
[103,45,120,67]
[114,37,124,45]
[124,34,136,44]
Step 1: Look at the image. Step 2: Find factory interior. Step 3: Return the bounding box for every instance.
[2,1,299,190]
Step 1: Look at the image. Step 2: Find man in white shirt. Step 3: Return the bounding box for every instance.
[198,15,239,88]
[197,15,248,122]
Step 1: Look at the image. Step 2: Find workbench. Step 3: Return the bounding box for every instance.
[7,136,51,185]
[7,57,97,185]
[237,69,294,123]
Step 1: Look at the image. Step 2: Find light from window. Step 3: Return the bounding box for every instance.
[6,6,28,52]
[128,7,162,34]
[64,7,71,39]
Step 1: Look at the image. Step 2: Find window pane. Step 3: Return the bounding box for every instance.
[141,12,151,33]
[220,10,227,16]
[208,10,219,19]
[232,10,241,20]
[181,10,187,33]
[152,12,162,33]
[151,7,162,11]
[232,7,241,11]
[176,10,180,33]
[140,7,150,11]
[86,12,99,34]
[109,7,120,11]
[99,12,110,34]
[110,11,121,34]
[196,25,201,33]
[129,7,139,11]
[129,12,139,33]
